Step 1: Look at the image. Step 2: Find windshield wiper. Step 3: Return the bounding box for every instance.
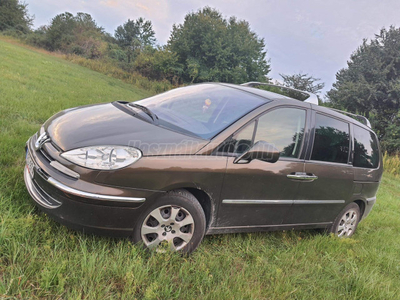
[128,103,158,123]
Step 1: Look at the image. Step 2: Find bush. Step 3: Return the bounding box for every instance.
[133,47,182,83]
[108,48,127,62]
[64,54,174,93]
[383,153,400,177]
[23,28,48,48]
[1,27,25,37]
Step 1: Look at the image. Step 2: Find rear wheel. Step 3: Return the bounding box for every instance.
[133,190,206,254]
[329,203,361,237]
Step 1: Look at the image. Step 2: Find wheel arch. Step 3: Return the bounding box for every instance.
[354,199,366,218]
[183,188,215,230]
[162,186,215,231]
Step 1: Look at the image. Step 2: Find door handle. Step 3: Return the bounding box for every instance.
[287,172,318,181]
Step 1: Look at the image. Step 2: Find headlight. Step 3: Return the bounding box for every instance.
[60,146,142,170]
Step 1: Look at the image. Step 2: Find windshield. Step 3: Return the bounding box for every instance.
[135,84,266,139]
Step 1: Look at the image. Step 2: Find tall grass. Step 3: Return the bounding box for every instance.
[383,152,400,177]
[65,55,173,94]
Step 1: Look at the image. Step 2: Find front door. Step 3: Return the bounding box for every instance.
[216,106,309,227]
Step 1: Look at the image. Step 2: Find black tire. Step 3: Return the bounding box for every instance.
[329,202,361,237]
[132,190,206,254]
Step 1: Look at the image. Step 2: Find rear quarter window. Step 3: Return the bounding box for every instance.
[353,126,379,168]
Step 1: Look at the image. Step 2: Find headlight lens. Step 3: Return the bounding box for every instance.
[60,146,142,170]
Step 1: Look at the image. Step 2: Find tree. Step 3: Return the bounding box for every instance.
[115,18,156,55]
[133,46,181,82]
[280,73,325,94]
[44,12,106,58]
[167,7,270,83]
[0,0,33,33]
[327,26,400,153]
[275,73,325,102]
[45,12,76,51]
[115,18,156,63]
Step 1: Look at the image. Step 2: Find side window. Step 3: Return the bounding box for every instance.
[311,114,350,164]
[216,121,255,155]
[255,108,306,158]
[354,126,379,168]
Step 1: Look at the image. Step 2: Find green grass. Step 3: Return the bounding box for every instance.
[1,36,400,299]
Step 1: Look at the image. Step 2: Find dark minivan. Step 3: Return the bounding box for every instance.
[24,83,383,253]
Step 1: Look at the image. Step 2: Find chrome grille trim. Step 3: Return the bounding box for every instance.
[50,161,80,179]
[24,166,61,209]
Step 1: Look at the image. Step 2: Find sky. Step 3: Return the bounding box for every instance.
[26,0,400,96]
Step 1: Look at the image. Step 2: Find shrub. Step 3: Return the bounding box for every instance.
[64,54,174,93]
[383,152,400,177]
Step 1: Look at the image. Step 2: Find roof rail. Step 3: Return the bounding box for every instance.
[240,81,319,105]
[329,108,371,128]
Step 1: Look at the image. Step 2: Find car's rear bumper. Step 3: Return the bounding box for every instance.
[24,134,162,237]
[361,196,376,220]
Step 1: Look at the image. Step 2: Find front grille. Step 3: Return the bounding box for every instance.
[32,176,61,207]
[40,141,60,162]
[39,147,52,162]
[30,134,80,180]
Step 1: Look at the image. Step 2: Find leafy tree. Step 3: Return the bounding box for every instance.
[43,12,106,58]
[72,12,106,58]
[167,7,270,83]
[133,46,181,82]
[45,12,76,51]
[115,18,156,62]
[280,73,324,94]
[0,0,33,33]
[327,26,400,153]
[275,73,325,103]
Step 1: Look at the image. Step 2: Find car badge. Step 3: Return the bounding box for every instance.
[34,132,50,151]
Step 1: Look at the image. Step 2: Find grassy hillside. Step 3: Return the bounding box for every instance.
[1,37,400,299]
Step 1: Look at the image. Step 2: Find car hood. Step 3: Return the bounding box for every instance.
[44,103,209,156]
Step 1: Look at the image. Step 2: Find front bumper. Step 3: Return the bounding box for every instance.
[24,134,161,236]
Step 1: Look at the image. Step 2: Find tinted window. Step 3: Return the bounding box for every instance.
[136,84,265,139]
[311,114,350,164]
[255,108,306,158]
[354,126,379,168]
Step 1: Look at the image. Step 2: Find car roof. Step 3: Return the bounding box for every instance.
[312,105,373,132]
[215,83,373,132]
[217,83,296,101]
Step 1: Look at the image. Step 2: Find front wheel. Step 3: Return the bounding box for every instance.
[132,190,206,254]
[329,203,361,237]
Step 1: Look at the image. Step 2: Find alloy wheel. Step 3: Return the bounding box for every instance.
[337,209,358,237]
[141,205,195,251]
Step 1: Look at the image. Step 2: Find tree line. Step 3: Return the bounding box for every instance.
[0,0,399,153]
[1,3,270,85]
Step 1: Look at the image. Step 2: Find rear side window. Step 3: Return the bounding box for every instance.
[311,114,350,164]
[353,126,379,168]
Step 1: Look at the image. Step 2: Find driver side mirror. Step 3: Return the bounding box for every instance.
[233,141,280,164]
